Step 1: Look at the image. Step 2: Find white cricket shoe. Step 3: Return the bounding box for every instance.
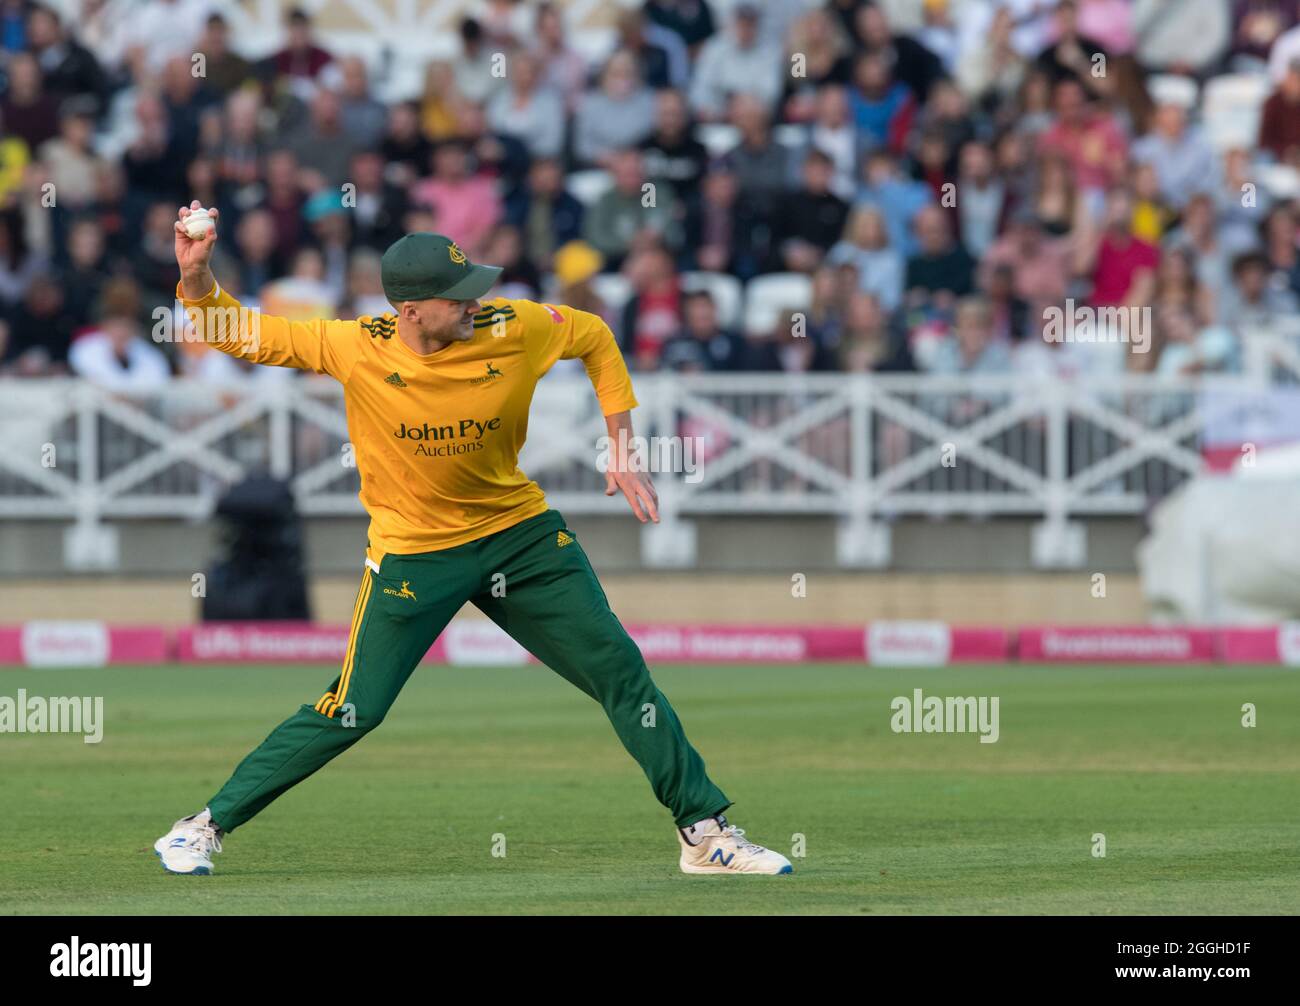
[677,815,793,875]
[154,808,223,875]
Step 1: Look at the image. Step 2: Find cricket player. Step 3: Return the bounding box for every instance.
[154,202,791,877]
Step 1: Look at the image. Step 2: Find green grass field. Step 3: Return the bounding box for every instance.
[1,662,1297,915]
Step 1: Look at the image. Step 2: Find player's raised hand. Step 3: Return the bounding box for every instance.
[174,200,219,274]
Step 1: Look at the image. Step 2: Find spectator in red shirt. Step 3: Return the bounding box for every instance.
[1037,78,1127,196]
[260,149,307,267]
[1259,59,1300,162]
[618,243,682,371]
[0,52,59,152]
[269,8,332,95]
[410,139,503,259]
[1085,189,1160,308]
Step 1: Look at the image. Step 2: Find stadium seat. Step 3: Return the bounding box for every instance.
[742,273,814,336]
[680,271,744,330]
[1201,73,1272,152]
[371,50,439,104]
[698,123,741,158]
[1147,73,1199,109]
[1257,163,1300,199]
[569,28,618,68]
[590,273,634,314]
[566,169,614,207]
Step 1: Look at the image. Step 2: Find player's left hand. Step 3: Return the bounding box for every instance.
[605,468,659,523]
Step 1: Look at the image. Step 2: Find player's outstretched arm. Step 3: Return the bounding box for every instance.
[513,298,655,522]
[173,201,359,380]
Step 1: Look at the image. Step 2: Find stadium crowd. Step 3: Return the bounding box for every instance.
[1,0,1299,388]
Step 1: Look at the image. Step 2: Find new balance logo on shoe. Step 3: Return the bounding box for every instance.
[677,817,793,875]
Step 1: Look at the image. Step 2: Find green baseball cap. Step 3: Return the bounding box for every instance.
[380,232,503,303]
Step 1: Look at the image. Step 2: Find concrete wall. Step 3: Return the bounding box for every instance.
[0,514,1147,576]
[0,571,1147,627]
[0,513,1150,625]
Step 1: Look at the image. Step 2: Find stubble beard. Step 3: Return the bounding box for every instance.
[409,320,469,354]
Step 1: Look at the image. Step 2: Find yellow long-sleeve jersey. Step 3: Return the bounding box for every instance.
[177,281,638,563]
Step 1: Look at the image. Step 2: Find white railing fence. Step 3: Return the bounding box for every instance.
[0,370,1288,570]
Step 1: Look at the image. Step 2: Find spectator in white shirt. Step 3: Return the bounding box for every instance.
[114,0,213,76]
[956,6,1027,104]
[826,205,905,312]
[75,0,132,74]
[924,296,1014,376]
[957,0,1061,61]
[806,85,859,201]
[454,18,506,106]
[1133,0,1231,75]
[915,0,961,71]
[533,2,589,114]
[487,49,566,159]
[69,279,171,392]
[955,139,1005,258]
[689,3,784,121]
[1131,97,1219,210]
[573,52,657,168]
[328,56,388,151]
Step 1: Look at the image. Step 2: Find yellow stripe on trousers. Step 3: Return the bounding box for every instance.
[326,572,372,718]
[319,570,371,717]
[316,574,366,713]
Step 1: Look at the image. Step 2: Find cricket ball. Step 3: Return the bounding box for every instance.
[184,207,215,240]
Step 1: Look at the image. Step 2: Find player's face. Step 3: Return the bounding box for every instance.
[408,296,481,343]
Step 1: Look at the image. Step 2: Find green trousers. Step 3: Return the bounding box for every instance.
[208,509,730,831]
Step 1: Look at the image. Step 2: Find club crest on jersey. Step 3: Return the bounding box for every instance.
[469,362,503,385]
